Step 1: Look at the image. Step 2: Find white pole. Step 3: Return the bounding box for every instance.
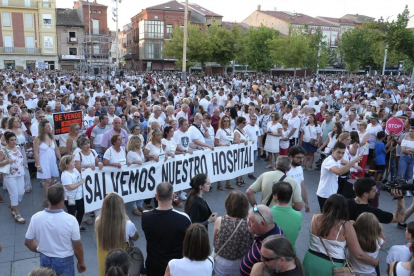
[115,0,119,71]
[182,0,188,81]
[382,44,388,75]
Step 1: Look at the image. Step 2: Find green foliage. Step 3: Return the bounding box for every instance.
[242,25,279,72]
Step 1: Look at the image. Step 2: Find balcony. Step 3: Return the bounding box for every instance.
[68,37,78,43]
[124,54,139,60]
[0,0,54,8]
[0,47,41,54]
[84,53,110,59]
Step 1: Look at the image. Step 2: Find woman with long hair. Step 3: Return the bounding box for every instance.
[144,128,172,162]
[357,120,370,177]
[318,122,342,155]
[250,235,305,276]
[165,223,214,276]
[213,190,253,276]
[184,174,217,229]
[234,117,250,186]
[300,113,321,171]
[398,126,414,185]
[34,119,61,206]
[215,115,235,190]
[302,194,379,276]
[19,104,31,134]
[126,135,145,216]
[264,112,282,169]
[104,249,130,276]
[349,212,384,276]
[0,131,26,223]
[1,116,32,192]
[66,123,81,155]
[103,134,127,169]
[95,192,139,276]
[59,155,86,231]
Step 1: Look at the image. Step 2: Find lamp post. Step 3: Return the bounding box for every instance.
[181,0,188,82]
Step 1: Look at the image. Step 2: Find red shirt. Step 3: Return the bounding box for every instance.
[316,112,324,124]
[211,115,220,134]
[85,124,96,138]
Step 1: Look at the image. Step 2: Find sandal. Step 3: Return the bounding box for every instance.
[25,189,31,193]
[0,196,3,203]
[8,204,16,217]
[85,219,93,225]
[265,165,272,169]
[14,214,25,224]
[225,184,235,190]
[217,185,227,191]
[236,180,245,187]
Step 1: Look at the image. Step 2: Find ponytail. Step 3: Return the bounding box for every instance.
[106,266,126,276]
[184,174,207,214]
[294,255,305,276]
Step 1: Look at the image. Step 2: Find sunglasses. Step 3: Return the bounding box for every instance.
[261,255,279,263]
[75,128,80,130]
[223,120,229,122]
[253,205,265,223]
[134,116,139,118]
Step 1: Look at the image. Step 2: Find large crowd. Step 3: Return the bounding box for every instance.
[0,69,414,276]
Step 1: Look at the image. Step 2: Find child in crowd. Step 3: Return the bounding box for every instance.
[386,221,414,273]
[279,121,289,156]
[374,131,393,183]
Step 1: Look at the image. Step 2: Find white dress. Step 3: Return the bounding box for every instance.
[16,132,31,190]
[37,141,59,179]
[264,122,282,153]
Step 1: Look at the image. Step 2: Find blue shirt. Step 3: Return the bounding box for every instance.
[375,141,386,165]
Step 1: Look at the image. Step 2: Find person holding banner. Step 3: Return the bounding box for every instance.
[234,117,250,187]
[66,123,81,155]
[34,119,61,206]
[103,134,127,169]
[74,137,103,172]
[144,128,172,162]
[215,115,234,190]
[126,135,145,216]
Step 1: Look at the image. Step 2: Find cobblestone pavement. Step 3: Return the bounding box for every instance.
[0,156,410,276]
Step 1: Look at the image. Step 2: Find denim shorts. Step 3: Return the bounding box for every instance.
[40,253,75,276]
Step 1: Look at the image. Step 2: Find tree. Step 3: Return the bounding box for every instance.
[243,25,279,72]
[303,27,331,75]
[269,27,309,78]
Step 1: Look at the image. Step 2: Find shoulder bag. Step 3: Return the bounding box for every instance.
[213,218,243,259]
[266,174,287,206]
[319,236,355,276]
[0,148,11,174]
[126,243,144,276]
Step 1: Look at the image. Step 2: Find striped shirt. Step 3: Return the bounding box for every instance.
[240,224,284,276]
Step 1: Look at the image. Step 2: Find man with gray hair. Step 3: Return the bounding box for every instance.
[30,110,45,137]
[84,106,96,128]
[240,204,284,276]
[343,111,358,132]
[148,105,165,133]
[246,156,302,211]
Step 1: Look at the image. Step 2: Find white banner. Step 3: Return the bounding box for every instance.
[82,143,255,212]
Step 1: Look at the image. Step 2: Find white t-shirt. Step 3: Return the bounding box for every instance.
[366,123,383,149]
[126,150,144,164]
[288,116,301,138]
[61,169,83,200]
[316,155,341,198]
[162,138,177,153]
[74,149,98,168]
[31,121,39,137]
[244,124,260,150]
[103,146,126,165]
[302,124,322,142]
[215,128,233,146]
[25,209,80,258]
[358,131,370,155]
[145,142,165,161]
[188,125,206,144]
[287,165,304,195]
[349,239,383,274]
[173,130,191,151]
[148,116,165,129]
[168,257,214,276]
[386,244,412,264]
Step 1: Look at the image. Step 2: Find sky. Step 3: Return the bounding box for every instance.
[57,0,414,30]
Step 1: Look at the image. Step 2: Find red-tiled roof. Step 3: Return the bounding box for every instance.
[77,1,107,7]
[260,11,335,27]
[317,16,355,25]
[187,3,222,17]
[147,0,185,11]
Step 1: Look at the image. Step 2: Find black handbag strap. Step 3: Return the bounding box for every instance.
[266,174,287,206]
[393,261,399,276]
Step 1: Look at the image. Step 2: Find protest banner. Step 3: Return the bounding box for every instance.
[53,110,83,135]
[35,62,49,69]
[82,143,255,212]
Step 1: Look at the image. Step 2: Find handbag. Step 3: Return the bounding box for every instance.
[319,236,355,276]
[310,138,318,147]
[0,148,11,174]
[213,219,244,259]
[126,244,144,276]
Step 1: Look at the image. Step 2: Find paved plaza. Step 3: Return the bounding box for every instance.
[0,156,409,276]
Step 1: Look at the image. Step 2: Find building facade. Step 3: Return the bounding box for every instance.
[0,0,59,70]
[56,8,85,70]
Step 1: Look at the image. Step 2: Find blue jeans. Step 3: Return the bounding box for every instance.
[94,146,104,162]
[40,253,75,276]
[132,200,144,209]
[398,155,414,182]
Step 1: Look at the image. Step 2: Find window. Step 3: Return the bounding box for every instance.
[98,10,102,14]
[91,19,99,34]
[69,48,77,55]
[2,0,8,5]
[4,35,12,53]
[2,12,11,27]
[26,36,34,53]
[93,10,97,13]
[139,41,163,59]
[43,14,52,28]
[4,60,15,70]
[166,24,173,38]
[139,20,164,40]
[42,0,49,7]
[44,36,54,53]
[25,0,30,7]
[25,13,33,29]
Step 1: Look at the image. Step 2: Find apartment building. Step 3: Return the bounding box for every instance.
[0,0,58,70]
